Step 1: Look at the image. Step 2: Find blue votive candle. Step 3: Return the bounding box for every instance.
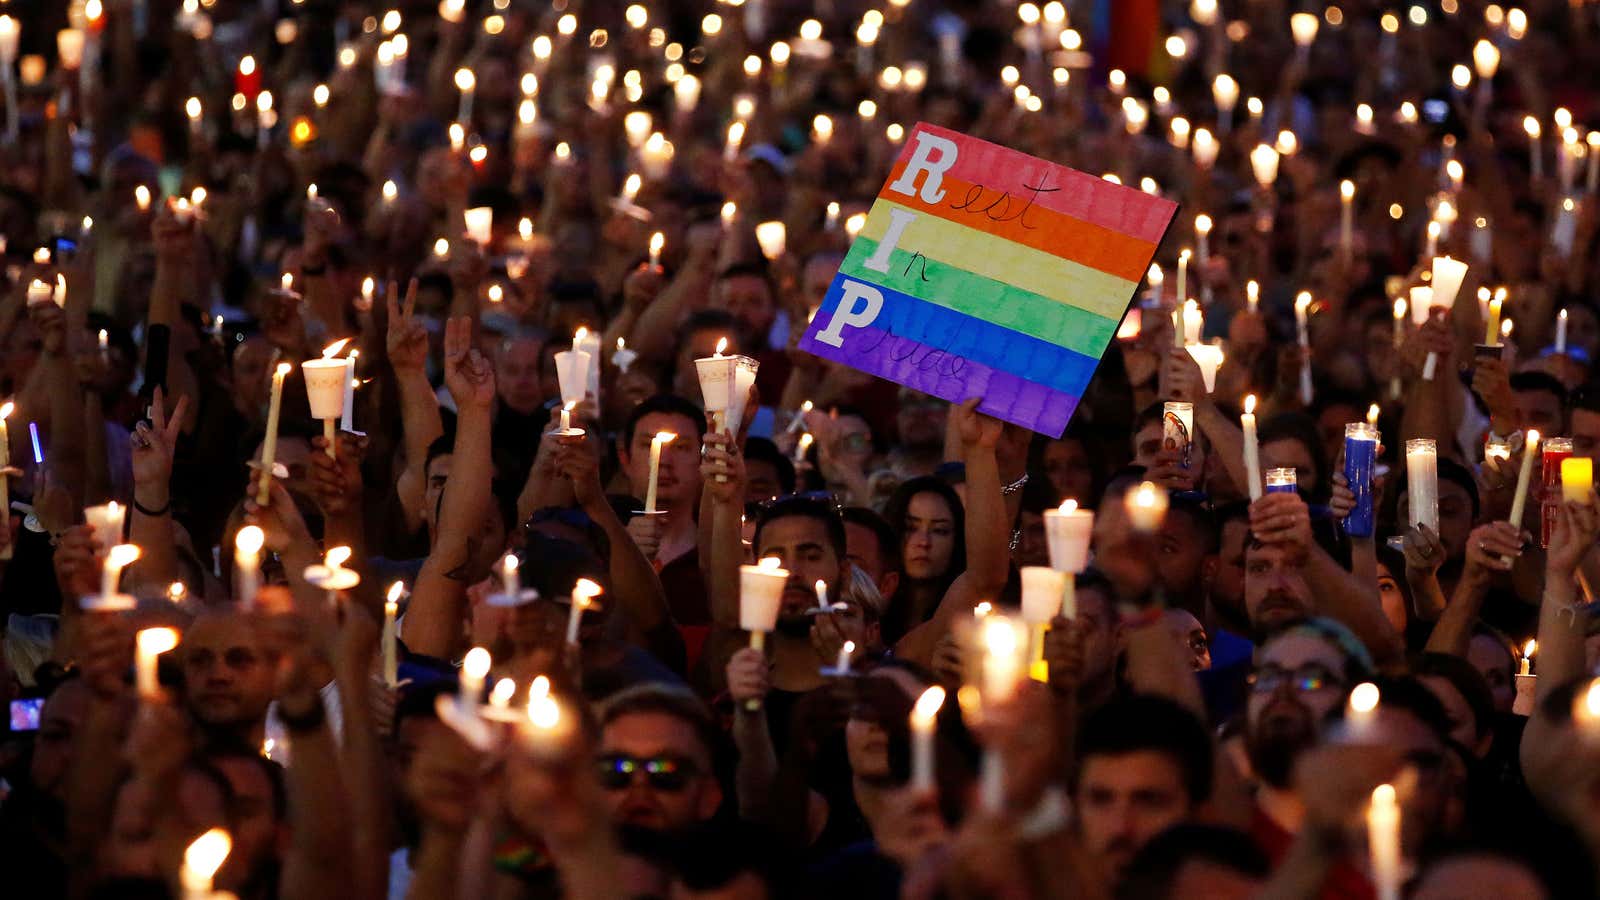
[1344,422,1379,537]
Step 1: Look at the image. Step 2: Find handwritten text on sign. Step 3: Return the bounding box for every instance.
[798,123,1175,436]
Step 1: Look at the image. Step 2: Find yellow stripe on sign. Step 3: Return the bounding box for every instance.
[858,200,1139,321]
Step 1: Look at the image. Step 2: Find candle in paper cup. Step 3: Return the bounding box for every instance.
[463,206,492,246]
[99,544,140,604]
[1186,343,1224,394]
[910,686,945,792]
[1563,457,1595,503]
[1242,395,1263,501]
[258,363,292,503]
[1042,499,1094,576]
[644,432,676,513]
[1019,566,1066,625]
[303,340,352,456]
[235,525,263,606]
[695,338,759,438]
[1431,256,1469,312]
[135,627,179,699]
[553,346,591,417]
[739,557,787,669]
[1405,439,1439,532]
[459,646,490,716]
[1368,784,1402,900]
[566,578,602,644]
[1508,430,1541,526]
[755,221,786,260]
[1126,481,1168,532]
[84,501,126,548]
[181,829,231,900]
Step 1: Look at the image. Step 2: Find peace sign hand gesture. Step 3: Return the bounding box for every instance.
[385,278,428,375]
[132,386,190,507]
[443,317,494,412]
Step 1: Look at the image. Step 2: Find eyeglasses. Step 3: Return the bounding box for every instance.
[1247,662,1344,694]
[594,754,699,792]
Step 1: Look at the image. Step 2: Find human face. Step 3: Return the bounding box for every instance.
[103,769,228,880]
[1419,675,1480,754]
[757,515,845,627]
[231,336,273,420]
[901,491,956,581]
[895,391,946,451]
[844,521,888,584]
[212,756,284,890]
[1044,438,1095,502]
[30,679,89,800]
[494,335,546,415]
[181,615,277,733]
[845,668,922,780]
[712,274,776,341]
[1261,437,1318,495]
[1513,389,1565,436]
[1155,510,1214,606]
[1245,632,1350,788]
[1572,408,1600,466]
[621,412,701,510]
[1376,563,1408,635]
[1164,609,1211,671]
[1075,750,1192,875]
[1132,420,1164,468]
[1244,542,1314,636]
[596,712,722,832]
[1466,634,1515,714]
[1371,706,1452,852]
[745,458,783,503]
[1078,587,1120,686]
[829,414,874,470]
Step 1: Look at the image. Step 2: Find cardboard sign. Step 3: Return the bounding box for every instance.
[799,123,1176,436]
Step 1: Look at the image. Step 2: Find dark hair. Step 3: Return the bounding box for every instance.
[1258,412,1332,500]
[1510,371,1569,408]
[1076,695,1213,804]
[1214,499,1252,530]
[881,476,967,584]
[1436,457,1482,521]
[598,683,725,772]
[621,394,707,450]
[753,495,847,561]
[1166,493,1219,554]
[424,433,455,474]
[741,437,796,497]
[201,743,289,821]
[1115,824,1270,900]
[675,309,743,357]
[842,506,903,575]
[1414,653,1497,740]
[1133,401,1167,436]
[715,260,777,295]
[1366,675,1453,740]
[395,681,455,727]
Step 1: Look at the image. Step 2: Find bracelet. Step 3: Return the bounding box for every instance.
[132,495,171,517]
[278,698,326,734]
[1001,472,1030,495]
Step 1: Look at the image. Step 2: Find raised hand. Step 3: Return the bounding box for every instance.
[1462,521,1526,577]
[552,434,604,508]
[309,431,369,517]
[1159,346,1206,403]
[951,397,1001,450]
[725,646,771,706]
[626,512,663,561]
[131,386,189,507]
[77,607,133,699]
[1329,471,1356,521]
[1401,523,1446,581]
[1547,498,1600,578]
[245,479,313,554]
[1248,492,1312,551]
[698,431,745,506]
[442,316,494,411]
[385,278,428,375]
[1042,616,1086,696]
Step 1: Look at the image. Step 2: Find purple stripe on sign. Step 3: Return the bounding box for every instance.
[799,313,1081,436]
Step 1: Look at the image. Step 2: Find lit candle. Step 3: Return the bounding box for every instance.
[1368,784,1401,900]
[453,67,475,124]
[1194,214,1212,266]
[1182,298,1203,345]
[755,221,786,260]
[1246,280,1259,316]
[1250,143,1280,188]
[1213,74,1238,133]
[463,206,492,247]
[1508,429,1541,526]
[1125,481,1168,532]
[1525,116,1543,180]
[100,544,141,605]
[910,686,945,792]
[1556,308,1569,354]
[235,525,264,606]
[740,557,786,654]
[794,432,814,465]
[1521,639,1537,677]
[1043,498,1093,618]
[1484,293,1503,345]
[613,337,638,374]
[980,614,1025,812]
[303,340,351,457]
[1345,421,1379,537]
[1242,395,1263,501]
[648,232,664,268]
[813,579,828,610]
[84,501,126,549]
[135,627,179,699]
[1563,457,1595,503]
[258,363,291,504]
[1175,251,1191,323]
[1295,292,1314,405]
[1265,467,1298,494]
[1347,680,1380,741]
[1540,437,1574,548]
[459,646,490,717]
[695,337,759,440]
[833,640,855,673]
[181,829,232,900]
[559,400,576,433]
[785,399,814,435]
[383,581,401,687]
[498,553,519,597]
[488,678,516,716]
[566,578,601,645]
[341,350,358,432]
[644,432,676,513]
[1406,439,1439,532]
[1340,180,1355,257]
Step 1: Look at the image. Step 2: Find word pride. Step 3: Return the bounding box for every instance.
[799,122,1176,436]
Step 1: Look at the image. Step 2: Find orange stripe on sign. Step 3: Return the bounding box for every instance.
[877,162,1158,284]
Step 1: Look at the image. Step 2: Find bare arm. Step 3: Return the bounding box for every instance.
[334,607,394,900]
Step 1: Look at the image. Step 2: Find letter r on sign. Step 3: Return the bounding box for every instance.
[886,131,959,204]
[814,280,884,348]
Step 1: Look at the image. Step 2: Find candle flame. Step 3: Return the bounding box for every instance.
[1195,213,1212,234]
[0,401,12,419]
[1349,681,1381,713]
[463,646,492,679]
[983,616,1019,656]
[106,544,142,568]
[652,431,677,446]
[1372,783,1396,806]
[1295,291,1313,312]
[573,577,603,603]
[490,678,515,707]
[911,686,947,725]
[274,362,292,377]
[758,556,783,570]
[1367,404,1380,426]
[387,581,404,603]
[322,338,351,358]
[715,337,728,356]
[137,627,179,655]
[1059,499,1078,514]
[1586,680,1600,718]
[503,553,518,574]
[574,326,588,344]
[1393,297,1407,319]
[974,601,993,618]
[649,232,664,255]
[1501,318,1514,339]
[801,400,813,413]
[1524,639,1537,659]
[527,677,561,729]
[1527,429,1541,449]
[325,545,352,568]
[184,829,232,880]
[1340,179,1355,200]
[235,525,264,555]
[1134,481,1159,508]
[168,581,186,602]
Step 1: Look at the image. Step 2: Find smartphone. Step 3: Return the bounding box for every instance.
[9,697,43,732]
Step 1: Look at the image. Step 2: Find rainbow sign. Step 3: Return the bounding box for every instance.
[800,123,1176,436]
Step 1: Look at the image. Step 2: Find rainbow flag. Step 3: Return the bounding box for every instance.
[799,123,1176,436]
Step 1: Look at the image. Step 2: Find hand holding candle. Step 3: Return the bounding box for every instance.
[1508,430,1541,526]
[644,431,676,513]
[258,363,292,503]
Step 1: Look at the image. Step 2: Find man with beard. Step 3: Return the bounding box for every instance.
[201,745,288,899]
[1071,695,1214,882]
[593,684,726,834]
[181,612,280,748]
[1240,619,1375,894]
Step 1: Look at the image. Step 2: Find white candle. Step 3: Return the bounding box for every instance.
[341,350,358,432]
[1347,681,1380,740]
[1194,214,1212,266]
[566,578,601,645]
[1020,566,1066,624]
[1242,395,1263,501]
[383,581,401,687]
[258,363,291,503]
[1246,280,1259,316]
[1175,250,1190,316]
[499,553,518,597]
[1295,293,1314,405]
[794,432,814,465]
[453,67,475,124]
[459,646,490,716]
[1405,439,1439,532]
[1368,784,1402,900]
[100,544,141,604]
[910,686,946,792]
[644,432,676,513]
[1556,308,1569,353]
[1125,481,1168,532]
[84,501,126,549]
[1340,180,1355,256]
[648,232,664,268]
[1508,430,1541,525]
[135,627,179,698]
[1182,299,1203,345]
[813,579,828,609]
[1187,344,1224,394]
[740,557,787,710]
[235,526,264,606]
[181,829,231,900]
[834,640,855,673]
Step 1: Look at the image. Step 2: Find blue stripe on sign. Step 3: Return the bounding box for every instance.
[809,273,1102,399]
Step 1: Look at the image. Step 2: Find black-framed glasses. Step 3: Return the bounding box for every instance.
[594,754,699,792]
[1247,662,1344,694]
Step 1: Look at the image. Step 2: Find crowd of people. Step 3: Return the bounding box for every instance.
[0,0,1599,897]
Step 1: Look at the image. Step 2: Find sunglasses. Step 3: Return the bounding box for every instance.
[1247,662,1344,694]
[594,754,699,792]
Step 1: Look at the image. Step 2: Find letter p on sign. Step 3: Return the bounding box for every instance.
[814,280,884,347]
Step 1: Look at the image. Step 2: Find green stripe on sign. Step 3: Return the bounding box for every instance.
[838,237,1123,356]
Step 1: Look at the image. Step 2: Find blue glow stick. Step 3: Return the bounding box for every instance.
[28,422,42,464]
